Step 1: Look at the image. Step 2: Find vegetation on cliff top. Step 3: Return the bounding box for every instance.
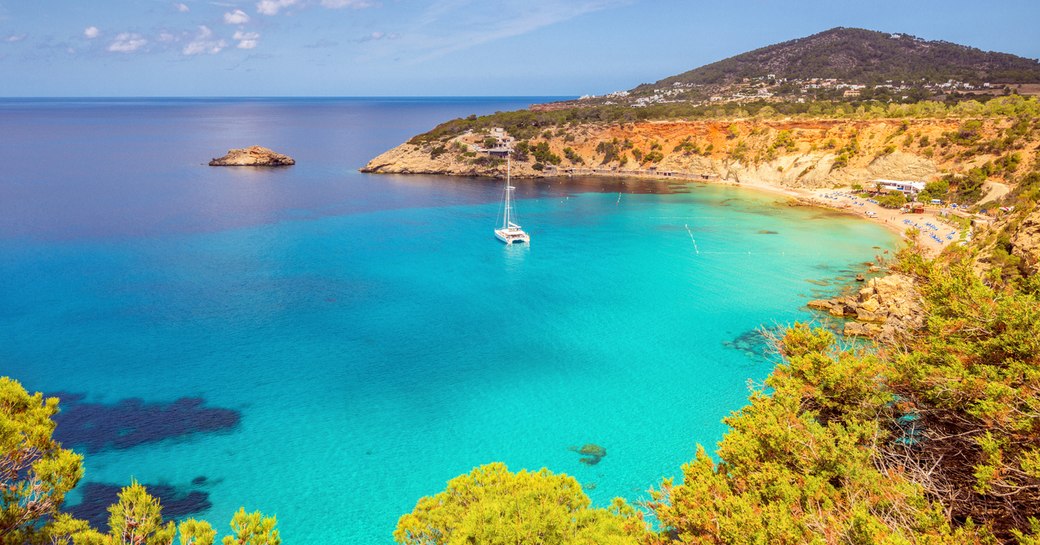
[410,95,1040,145]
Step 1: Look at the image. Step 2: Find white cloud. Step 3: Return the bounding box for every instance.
[84,26,100,39]
[107,33,147,53]
[4,33,26,43]
[182,25,226,55]
[256,0,297,15]
[233,30,259,49]
[321,0,376,8]
[223,9,250,24]
[175,2,190,12]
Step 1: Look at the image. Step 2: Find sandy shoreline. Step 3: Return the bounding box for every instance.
[632,175,957,257]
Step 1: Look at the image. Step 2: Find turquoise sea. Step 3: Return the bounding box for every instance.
[0,98,897,542]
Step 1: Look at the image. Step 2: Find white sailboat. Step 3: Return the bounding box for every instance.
[495,158,530,244]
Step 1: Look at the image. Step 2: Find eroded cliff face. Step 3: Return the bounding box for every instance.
[362,118,1023,190]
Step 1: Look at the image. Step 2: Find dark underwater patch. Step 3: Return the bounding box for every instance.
[723,327,781,360]
[68,481,212,530]
[52,393,240,453]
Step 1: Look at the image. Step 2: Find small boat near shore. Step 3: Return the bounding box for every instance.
[495,158,530,244]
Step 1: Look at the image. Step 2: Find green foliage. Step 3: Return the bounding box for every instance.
[948,119,985,145]
[107,482,177,545]
[1012,518,1040,545]
[512,140,530,161]
[179,519,217,545]
[942,166,989,203]
[470,155,504,168]
[222,508,280,545]
[596,139,621,164]
[771,129,796,152]
[644,150,664,163]
[409,96,1040,147]
[885,258,1040,535]
[0,378,84,544]
[730,141,748,163]
[395,463,646,545]
[673,137,701,155]
[0,378,278,545]
[563,147,584,164]
[993,152,1022,177]
[922,180,950,201]
[876,190,908,208]
[647,325,966,544]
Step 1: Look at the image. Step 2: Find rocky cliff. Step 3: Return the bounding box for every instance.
[808,273,923,341]
[362,117,1030,192]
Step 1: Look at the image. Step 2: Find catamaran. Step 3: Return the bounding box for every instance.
[494,158,530,244]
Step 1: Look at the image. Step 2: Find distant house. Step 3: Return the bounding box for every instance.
[874,179,926,196]
[477,127,514,157]
[843,89,861,98]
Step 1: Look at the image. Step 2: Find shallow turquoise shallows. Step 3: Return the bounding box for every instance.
[0,98,897,543]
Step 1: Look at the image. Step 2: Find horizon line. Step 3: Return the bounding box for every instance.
[0,95,580,100]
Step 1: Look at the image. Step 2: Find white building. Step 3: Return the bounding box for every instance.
[874,179,926,196]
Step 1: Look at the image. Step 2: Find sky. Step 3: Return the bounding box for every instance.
[1,0,1039,97]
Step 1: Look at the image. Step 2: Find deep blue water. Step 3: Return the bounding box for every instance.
[0,98,896,542]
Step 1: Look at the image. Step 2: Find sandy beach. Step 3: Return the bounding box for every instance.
[717,178,961,257]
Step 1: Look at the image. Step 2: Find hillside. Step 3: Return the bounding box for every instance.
[362,97,1040,199]
[541,27,1040,109]
[646,27,1040,88]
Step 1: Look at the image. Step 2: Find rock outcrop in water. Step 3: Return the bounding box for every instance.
[209,146,295,167]
[808,273,922,340]
[569,443,607,465]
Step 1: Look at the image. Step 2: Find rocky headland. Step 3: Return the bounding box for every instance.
[808,273,923,340]
[209,146,295,167]
[360,117,1022,189]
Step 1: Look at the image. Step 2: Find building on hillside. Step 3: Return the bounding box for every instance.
[874,179,926,196]
[477,127,514,157]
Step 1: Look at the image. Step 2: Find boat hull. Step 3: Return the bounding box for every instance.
[495,228,529,244]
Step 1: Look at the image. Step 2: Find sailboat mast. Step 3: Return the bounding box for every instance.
[503,157,512,229]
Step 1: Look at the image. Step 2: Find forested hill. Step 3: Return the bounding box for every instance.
[640,27,1040,88]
